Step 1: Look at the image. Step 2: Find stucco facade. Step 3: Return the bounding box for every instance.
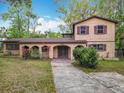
[19,43,86,60]
[3,16,117,60]
[74,17,116,58]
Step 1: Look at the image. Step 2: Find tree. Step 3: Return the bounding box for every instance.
[0,27,7,38]
[44,29,62,38]
[5,0,32,7]
[58,25,71,33]
[94,0,124,49]
[56,0,124,49]
[55,0,96,33]
[30,16,40,33]
[1,0,36,38]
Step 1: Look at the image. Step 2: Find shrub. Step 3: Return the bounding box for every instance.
[73,47,98,68]
[30,50,40,59]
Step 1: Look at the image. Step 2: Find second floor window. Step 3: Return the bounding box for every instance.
[77,26,89,35]
[94,25,107,34]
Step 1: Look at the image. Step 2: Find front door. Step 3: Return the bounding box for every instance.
[58,46,68,58]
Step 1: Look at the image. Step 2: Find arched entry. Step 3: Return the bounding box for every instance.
[75,45,84,48]
[22,46,30,59]
[31,46,40,59]
[42,46,49,58]
[53,45,71,59]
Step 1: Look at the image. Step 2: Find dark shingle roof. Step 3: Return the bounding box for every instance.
[3,38,87,44]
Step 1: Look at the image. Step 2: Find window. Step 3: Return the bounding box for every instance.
[94,25,107,34]
[6,43,19,50]
[89,44,106,51]
[77,26,89,35]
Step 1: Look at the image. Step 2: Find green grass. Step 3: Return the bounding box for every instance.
[0,57,56,93]
[73,60,124,75]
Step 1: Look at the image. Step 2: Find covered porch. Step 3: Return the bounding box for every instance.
[20,44,86,60]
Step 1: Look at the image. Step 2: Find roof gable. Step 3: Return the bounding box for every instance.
[72,16,117,34]
[73,16,118,26]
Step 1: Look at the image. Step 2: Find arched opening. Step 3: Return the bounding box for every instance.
[75,45,84,49]
[31,46,40,59]
[53,45,71,59]
[22,46,30,59]
[42,46,49,58]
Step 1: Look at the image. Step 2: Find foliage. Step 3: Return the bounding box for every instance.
[30,48,40,59]
[94,0,124,49]
[0,43,3,53]
[0,27,7,38]
[1,0,36,38]
[56,0,124,49]
[29,32,46,38]
[58,25,71,33]
[73,59,124,75]
[56,0,95,25]
[73,47,98,68]
[45,30,62,38]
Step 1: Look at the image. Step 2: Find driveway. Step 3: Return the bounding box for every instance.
[51,59,114,93]
[90,72,124,93]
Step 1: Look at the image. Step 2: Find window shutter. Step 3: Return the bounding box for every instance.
[94,26,97,34]
[77,26,80,34]
[86,26,89,34]
[104,25,107,34]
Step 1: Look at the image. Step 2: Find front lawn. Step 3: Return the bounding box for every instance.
[0,57,56,93]
[73,60,124,75]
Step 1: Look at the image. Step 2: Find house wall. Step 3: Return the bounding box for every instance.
[53,46,71,59]
[3,18,116,59]
[53,46,58,58]
[3,43,19,55]
[87,42,115,58]
[74,18,115,41]
[19,43,86,60]
[74,18,116,58]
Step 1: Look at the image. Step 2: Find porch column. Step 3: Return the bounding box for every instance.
[39,46,42,59]
[49,46,53,59]
[19,45,23,57]
[70,47,74,60]
[3,43,7,55]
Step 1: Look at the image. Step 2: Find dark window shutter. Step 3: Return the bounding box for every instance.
[77,26,80,34]
[86,26,89,34]
[94,26,97,34]
[104,25,107,34]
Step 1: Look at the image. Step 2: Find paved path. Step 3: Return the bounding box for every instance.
[51,59,114,93]
[90,72,124,93]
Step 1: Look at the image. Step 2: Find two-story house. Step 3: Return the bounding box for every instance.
[2,16,117,60]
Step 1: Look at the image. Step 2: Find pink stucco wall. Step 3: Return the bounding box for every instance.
[74,18,116,58]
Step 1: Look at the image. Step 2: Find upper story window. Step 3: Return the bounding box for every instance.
[89,44,106,51]
[77,26,89,35]
[94,25,107,34]
[6,43,19,50]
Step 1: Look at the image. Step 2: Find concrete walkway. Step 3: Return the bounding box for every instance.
[51,59,114,93]
[89,72,124,93]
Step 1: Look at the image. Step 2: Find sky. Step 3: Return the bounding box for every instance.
[0,0,65,33]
